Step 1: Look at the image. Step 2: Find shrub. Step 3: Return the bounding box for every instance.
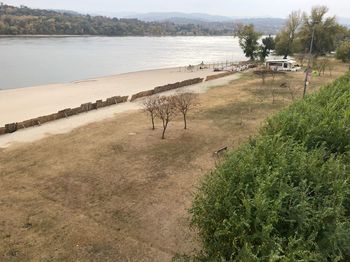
[191,137,350,261]
[263,73,350,155]
[336,41,350,63]
[191,73,350,261]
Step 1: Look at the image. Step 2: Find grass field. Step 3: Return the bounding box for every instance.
[0,60,348,261]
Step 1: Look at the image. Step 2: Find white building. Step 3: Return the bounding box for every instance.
[265,58,300,71]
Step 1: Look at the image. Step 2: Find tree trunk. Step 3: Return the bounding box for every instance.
[151,114,155,130]
[161,120,168,139]
[183,113,187,130]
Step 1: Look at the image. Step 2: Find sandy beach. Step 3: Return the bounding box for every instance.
[0,67,240,148]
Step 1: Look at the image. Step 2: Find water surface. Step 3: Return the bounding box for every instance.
[0,36,245,89]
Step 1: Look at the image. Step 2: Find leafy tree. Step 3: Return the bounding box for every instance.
[234,24,261,60]
[258,35,275,61]
[337,41,350,62]
[275,10,303,58]
[298,6,345,56]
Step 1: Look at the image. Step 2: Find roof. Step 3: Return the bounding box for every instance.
[266,59,296,63]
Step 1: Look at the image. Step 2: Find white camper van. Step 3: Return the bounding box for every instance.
[266,59,301,72]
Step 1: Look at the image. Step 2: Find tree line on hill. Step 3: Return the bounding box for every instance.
[0,4,229,36]
[0,4,232,36]
[234,6,350,62]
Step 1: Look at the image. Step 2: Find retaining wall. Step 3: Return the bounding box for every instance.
[130,77,204,102]
[1,76,203,136]
[206,71,236,81]
[0,95,128,136]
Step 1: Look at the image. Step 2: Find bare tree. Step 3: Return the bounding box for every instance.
[155,96,177,139]
[294,53,305,67]
[254,69,268,84]
[173,92,199,129]
[272,87,277,104]
[287,81,296,100]
[142,96,158,130]
[327,61,334,76]
[314,58,329,76]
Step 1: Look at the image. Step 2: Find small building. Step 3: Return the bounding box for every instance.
[265,58,300,71]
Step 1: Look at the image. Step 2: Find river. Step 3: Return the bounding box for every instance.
[0,36,245,89]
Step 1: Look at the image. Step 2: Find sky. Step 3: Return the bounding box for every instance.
[2,0,350,18]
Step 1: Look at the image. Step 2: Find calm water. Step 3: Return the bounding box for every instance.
[0,36,245,90]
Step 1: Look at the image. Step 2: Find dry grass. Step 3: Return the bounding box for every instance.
[0,61,348,261]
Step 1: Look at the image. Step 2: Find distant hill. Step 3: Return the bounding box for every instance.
[126,12,233,23]
[1,5,349,36]
[0,4,232,36]
[119,12,350,34]
[121,13,286,35]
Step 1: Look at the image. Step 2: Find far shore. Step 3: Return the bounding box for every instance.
[0,66,241,147]
[0,34,233,38]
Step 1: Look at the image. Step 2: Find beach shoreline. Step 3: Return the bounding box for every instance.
[0,66,241,148]
[0,66,216,125]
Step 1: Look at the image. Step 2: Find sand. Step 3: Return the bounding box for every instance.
[0,67,240,148]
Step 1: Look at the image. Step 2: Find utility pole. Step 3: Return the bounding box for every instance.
[303,24,316,98]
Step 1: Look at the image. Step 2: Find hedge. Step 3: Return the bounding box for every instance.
[190,73,350,261]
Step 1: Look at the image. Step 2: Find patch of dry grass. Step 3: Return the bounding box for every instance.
[0,60,348,261]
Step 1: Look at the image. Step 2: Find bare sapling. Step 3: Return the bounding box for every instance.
[295,53,306,67]
[272,87,276,104]
[328,62,334,76]
[315,58,328,76]
[142,96,158,130]
[173,92,199,129]
[155,96,177,139]
[287,81,295,100]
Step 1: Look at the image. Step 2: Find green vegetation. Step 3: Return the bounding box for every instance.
[275,11,302,58]
[191,73,350,261]
[234,25,275,61]
[337,41,350,62]
[0,4,229,36]
[275,6,349,57]
[234,24,261,60]
[234,6,350,62]
[259,35,275,61]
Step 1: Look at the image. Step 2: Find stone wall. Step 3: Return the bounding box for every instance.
[205,71,235,81]
[0,95,128,136]
[1,76,204,136]
[130,77,204,102]
[130,90,155,102]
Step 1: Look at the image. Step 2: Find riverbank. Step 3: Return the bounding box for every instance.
[0,67,241,148]
[0,70,282,261]
[1,62,347,261]
[0,67,218,126]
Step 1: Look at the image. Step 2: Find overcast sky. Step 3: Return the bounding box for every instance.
[3,0,350,18]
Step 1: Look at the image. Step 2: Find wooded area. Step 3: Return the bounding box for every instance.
[0,4,233,36]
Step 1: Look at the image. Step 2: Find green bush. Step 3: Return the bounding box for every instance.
[191,137,350,261]
[336,41,350,63]
[191,73,350,261]
[263,73,350,154]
